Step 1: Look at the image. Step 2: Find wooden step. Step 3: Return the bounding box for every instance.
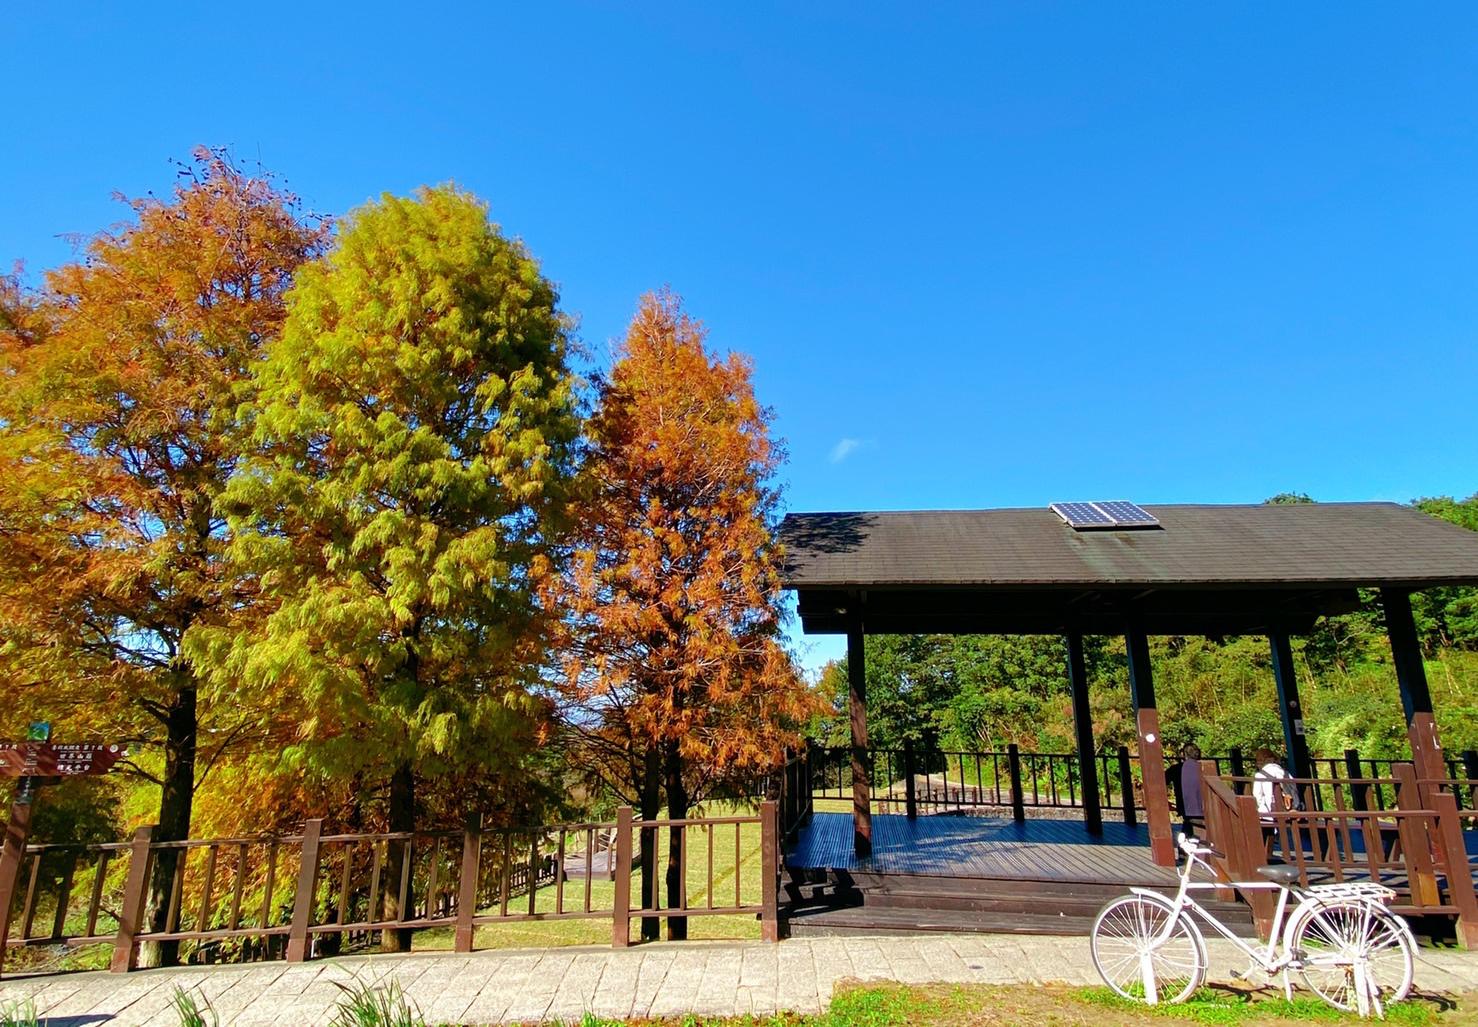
[787,905,1097,937]
[786,901,1259,939]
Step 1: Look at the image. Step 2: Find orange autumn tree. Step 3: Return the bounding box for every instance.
[549,290,814,938]
[0,150,326,965]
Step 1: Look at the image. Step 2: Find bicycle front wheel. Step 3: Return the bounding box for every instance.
[1091,894,1207,1005]
[1291,900,1415,1012]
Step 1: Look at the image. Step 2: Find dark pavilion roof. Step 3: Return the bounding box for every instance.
[779,502,1478,636]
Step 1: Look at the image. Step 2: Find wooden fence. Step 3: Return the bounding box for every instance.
[1198,761,1478,947]
[0,802,779,977]
[805,744,1150,822]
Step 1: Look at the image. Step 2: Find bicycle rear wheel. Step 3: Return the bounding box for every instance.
[1091,894,1207,1005]
[1291,900,1414,1012]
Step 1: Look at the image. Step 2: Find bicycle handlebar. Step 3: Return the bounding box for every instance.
[1176,832,1224,860]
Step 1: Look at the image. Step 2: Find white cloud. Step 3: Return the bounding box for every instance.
[829,437,862,464]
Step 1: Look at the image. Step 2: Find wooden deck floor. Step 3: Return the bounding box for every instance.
[786,812,1184,887]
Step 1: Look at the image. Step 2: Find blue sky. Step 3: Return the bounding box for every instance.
[5,4,1478,672]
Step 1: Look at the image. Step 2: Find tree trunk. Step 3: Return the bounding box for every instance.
[141,682,198,969]
[381,761,416,953]
[638,747,662,942]
[664,742,688,940]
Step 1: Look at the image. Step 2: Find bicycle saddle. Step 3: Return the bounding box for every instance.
[1255,864,1302,885]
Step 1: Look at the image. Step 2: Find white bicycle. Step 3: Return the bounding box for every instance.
[1090,834,1416,1018]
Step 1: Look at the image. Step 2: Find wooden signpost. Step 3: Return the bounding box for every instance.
[0,726,125,977]
[0,742,125,780]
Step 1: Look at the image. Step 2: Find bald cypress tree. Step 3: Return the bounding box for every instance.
[204,186,579,950]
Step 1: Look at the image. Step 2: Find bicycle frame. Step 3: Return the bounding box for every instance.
[1129,844,1298,974]
[1107,835,1407,1018]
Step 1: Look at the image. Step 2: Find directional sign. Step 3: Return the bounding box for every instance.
[0,743,125,778]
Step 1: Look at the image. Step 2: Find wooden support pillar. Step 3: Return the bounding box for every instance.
[1382,588,1447,786]
[1269,633,1313,780]
[1127,629,1175,866]
[0,790,35,980]
[1066,631,1102,834]
[847,603,872,858]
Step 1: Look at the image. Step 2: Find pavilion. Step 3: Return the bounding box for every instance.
[779,500,1478,870]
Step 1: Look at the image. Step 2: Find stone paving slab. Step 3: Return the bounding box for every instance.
[1,936,1476,1026]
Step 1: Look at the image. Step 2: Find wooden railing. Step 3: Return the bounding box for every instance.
[1198,760,1478,948]
[806,744,1151,822]
[802,743,1478,824]
[777,749,813,839]
[0,802,780,976]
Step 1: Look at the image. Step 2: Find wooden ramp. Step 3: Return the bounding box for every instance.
[784,812,1252,937]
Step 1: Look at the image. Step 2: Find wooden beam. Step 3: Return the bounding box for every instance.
[1065,632,1102,835]
[1269,633,1313,780]
[1126,630,1175,866]
[847,603,872,858]
[1381,587,1447,785]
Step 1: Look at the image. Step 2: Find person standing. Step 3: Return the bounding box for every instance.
[1179,743,1204,834]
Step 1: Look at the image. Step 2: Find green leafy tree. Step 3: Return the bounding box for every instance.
[196,185,580,950]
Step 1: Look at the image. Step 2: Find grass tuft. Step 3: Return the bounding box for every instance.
[329,979,425,1027]
[169,985,218,1027]
[0,996,38,1027]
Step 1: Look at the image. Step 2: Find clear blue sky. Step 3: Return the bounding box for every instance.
[6,4,1477,671]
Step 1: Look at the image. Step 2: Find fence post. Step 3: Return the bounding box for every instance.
[285,819,323,962]
[903,741,918,820]
[1117,746,1136,828]
[1007,744,1025,823]
[760,800,780,943]
[111,825,155,973]
[1229,748,1245,794]
[0,793,35,980]
[1463,750,1478,812]
[612,807,633,948]
[1429,788,1478,948]
[1344,748,1369,812]
[1232,790,1275,937]
[1392,763,1441,908]
[454,813,482,953]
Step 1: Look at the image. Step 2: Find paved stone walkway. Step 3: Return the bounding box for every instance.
[2,936,1476,1026]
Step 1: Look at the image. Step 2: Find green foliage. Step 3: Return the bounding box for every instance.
[27,776,123,846]
[169,986,217,1027]
[193,184,581,819]
[330,980,424,1027]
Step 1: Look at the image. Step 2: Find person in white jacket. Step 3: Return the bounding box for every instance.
[1253,747,1296,813]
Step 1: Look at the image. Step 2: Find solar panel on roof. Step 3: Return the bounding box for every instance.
[1050,500,1162,530]
[1050,502,1116,528]
[1094,500,1160,528]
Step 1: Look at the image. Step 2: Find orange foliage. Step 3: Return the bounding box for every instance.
[0,149,328,837]
[547,290,819,806]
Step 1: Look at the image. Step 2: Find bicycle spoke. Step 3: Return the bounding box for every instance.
[1295,900,1414,1012]
[1091,896,1205,1006]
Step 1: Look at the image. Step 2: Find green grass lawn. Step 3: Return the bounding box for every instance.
[529,982,1475,1027]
